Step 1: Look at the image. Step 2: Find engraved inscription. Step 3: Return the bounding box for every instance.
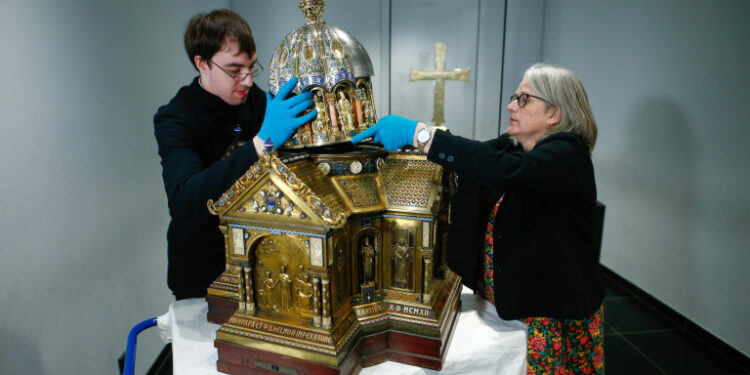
[354,302,386,318]
[387,303,433,318]
[227,316,333,345]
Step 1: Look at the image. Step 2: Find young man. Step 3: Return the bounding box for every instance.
[154,9,316,299]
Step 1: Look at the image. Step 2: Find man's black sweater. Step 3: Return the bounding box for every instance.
[154,77,266,299]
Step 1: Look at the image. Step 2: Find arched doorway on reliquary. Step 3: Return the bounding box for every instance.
[250,235,314,324]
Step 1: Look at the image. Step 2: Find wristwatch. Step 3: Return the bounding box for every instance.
[416,126,432,152]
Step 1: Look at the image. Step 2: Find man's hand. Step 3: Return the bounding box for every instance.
[257,77,317,150]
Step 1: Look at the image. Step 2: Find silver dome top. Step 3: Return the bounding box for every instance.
[268,0,374,95]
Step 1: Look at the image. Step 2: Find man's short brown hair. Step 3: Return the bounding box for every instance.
[184,9,256,69]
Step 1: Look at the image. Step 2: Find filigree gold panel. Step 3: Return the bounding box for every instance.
[331,174,384,213]
[381,158,440,211]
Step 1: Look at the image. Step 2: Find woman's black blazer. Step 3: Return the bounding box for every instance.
[428,130,604,320]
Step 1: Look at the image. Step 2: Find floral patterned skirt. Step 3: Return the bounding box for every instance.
[477,195,504,303]
[522,306,605,375]
[478,195,605,374]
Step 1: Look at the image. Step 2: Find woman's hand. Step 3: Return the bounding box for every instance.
[350,114,418,151]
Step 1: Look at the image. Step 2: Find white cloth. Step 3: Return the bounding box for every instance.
[158,287,527,375]
[157,298,226,375]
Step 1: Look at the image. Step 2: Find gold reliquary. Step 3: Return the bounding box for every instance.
[203,1,461,374]
[206,148,461,374]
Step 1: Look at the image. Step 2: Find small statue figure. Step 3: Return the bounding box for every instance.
[337,90,355,133]
[278,265,293,312]
[312,91,329,136]
[361,236,377,284]
[393,236,411,289]
[362,98,375,125]
[353,89,366,126]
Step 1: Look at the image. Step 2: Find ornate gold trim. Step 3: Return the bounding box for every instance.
[208,153,348,230]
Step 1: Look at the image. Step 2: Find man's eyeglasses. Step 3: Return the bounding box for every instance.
[209,59,263,82]
[509,93,551,108]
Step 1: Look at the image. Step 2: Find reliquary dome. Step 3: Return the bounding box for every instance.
[268,0,377,149]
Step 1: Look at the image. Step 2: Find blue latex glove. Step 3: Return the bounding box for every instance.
[257,77,317,150]
[350,114,418,151]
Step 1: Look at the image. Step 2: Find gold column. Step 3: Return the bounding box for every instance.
[243,266,255,314]
[220,225,230,269]
[422,221,433,304]
[321,277,332,328]
[422,250,433,304]
[313,277,321,327]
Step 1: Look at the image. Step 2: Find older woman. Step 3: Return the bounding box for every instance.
[352,63,605,374]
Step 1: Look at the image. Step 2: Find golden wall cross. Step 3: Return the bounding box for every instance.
[409,43,470,126]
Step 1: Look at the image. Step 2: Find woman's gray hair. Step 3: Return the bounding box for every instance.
[523,63,597,151]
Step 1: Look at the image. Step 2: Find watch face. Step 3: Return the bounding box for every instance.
[418,128,431,143]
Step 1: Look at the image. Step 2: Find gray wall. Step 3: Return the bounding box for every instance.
[537,0,750,356]
[0,1,226,373]
[499,0,545,133]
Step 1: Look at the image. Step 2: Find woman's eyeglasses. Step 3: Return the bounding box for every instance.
[509,93,551,108]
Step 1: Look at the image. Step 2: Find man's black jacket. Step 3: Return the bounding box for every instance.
[429,131,604,320]
[154,77,266,299]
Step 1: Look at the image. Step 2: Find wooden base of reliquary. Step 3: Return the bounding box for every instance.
[209,272,462,375]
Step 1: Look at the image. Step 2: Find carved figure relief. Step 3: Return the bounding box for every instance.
[356,79,376,126]
[312,90,329,139]
[259,270,278,311]
[360,235,378,285]
[391,229,413,290]
[363,99,374,125]
[279,265,293,312]
[252,235,311,320]
[294,265,314,315]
